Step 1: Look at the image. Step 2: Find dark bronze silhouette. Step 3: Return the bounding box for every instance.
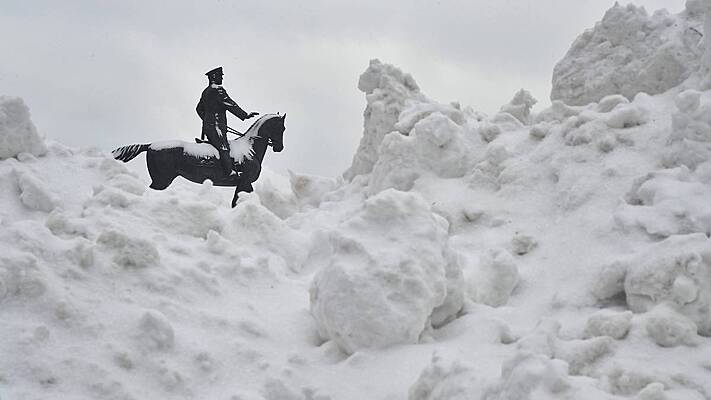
[112,114,286,207]
[196,67,259,175]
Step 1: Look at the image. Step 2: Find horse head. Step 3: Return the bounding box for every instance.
[268,113,286,153]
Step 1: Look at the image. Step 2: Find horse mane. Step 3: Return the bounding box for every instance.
[230,114,281,162]
[243,114,280,139]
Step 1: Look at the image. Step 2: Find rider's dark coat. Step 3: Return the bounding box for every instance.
[196,84,249,151]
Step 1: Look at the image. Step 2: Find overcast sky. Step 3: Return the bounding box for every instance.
[1,0,685,178]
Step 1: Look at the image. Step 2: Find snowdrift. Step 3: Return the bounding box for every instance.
[4,1,711,399]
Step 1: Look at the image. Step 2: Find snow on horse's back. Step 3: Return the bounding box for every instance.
[147,114,281,162]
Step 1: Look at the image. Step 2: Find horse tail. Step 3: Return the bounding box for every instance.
[112,144,150,163]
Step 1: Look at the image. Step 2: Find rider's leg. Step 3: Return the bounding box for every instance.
[219,150,234,175]
[204,126,233,175]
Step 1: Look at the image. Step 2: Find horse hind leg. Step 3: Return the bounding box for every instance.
[146,150,178,190]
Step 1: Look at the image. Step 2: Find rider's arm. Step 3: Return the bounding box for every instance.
[220,89,249,120]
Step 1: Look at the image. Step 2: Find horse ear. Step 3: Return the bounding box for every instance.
[282,113,286,121]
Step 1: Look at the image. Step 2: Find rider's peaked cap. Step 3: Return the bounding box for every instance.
[205,67,223,77]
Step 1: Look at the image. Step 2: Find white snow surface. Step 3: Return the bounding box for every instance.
[0,96,47,159]
[551,2,705,106]
[5,3,711,399]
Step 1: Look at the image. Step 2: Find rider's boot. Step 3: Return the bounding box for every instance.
[219,150,234,176]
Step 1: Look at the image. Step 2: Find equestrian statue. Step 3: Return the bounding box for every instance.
[112,67,286,207]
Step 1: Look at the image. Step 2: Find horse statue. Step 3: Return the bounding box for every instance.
[112,113,286,207]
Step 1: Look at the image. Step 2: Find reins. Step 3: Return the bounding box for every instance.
[229,124,274,146]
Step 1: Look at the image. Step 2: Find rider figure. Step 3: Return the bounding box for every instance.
[196,67,259,175]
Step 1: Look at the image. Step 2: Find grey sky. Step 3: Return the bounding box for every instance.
[1,0,685,178]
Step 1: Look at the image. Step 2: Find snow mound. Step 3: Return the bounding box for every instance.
[137,309,175,351]
[97,230,161,269]
[665,89,711,169]
[594,234,711,336]
[551,3,702,106]
[15,169,60,212]
[468,248,519,307]
[583,310,633,340]
[408,355,479,400]
[616,165,711,238]
[368,112,479,193]
[517,320,615,376]
[408,351,616,400]
[309,189,464,354]
[344,59,425,180]
[0,96,47,159]
[645,304,699,347]
[482,353,572,399]
[499,89,537,125]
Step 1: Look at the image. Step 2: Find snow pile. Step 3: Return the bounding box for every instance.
[7,2,711,398]
[0,96,47,159]
[309,189,463,354]
[594,234,711,337]
[344,59,426,180]
[551,3,703,106]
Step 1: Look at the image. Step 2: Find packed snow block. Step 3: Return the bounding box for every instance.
[482,353,571,399]
[137,310,175,351]
[477,122,502,143]
[596,95,630,113]
[595,234,711,336]
[551,4,700,106]
[499,89,537,125]
[408,355,481,400]
[0,96,47,159]
[564,119,606,146]
[534,101,584,124]
[491,113,525,133]
[468,248,519,307]
[368,113,478,194]
[616,166,711,237]
[517,319,614,376]
[289,170,339,209]
[106,174,147,196]
[645,305,698,347]
[145,199,223,239]
[583,310,633,340]
[529,122,552,140]
[309,189,464,354]
[410,351,618,400]
[344,59,426,180]
[64,238,95,269]
[603,104,647,129]
[254,177,298,219]
[665,90,711,169]
[99,157,132,179]
[395,102,467,134]
[97,230,160,269]
[603,367,671,396]
[14,169,60,212]
[0,252,47,304]
[226,196,309,272]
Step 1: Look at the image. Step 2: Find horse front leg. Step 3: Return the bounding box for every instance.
[231,186,240,208]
